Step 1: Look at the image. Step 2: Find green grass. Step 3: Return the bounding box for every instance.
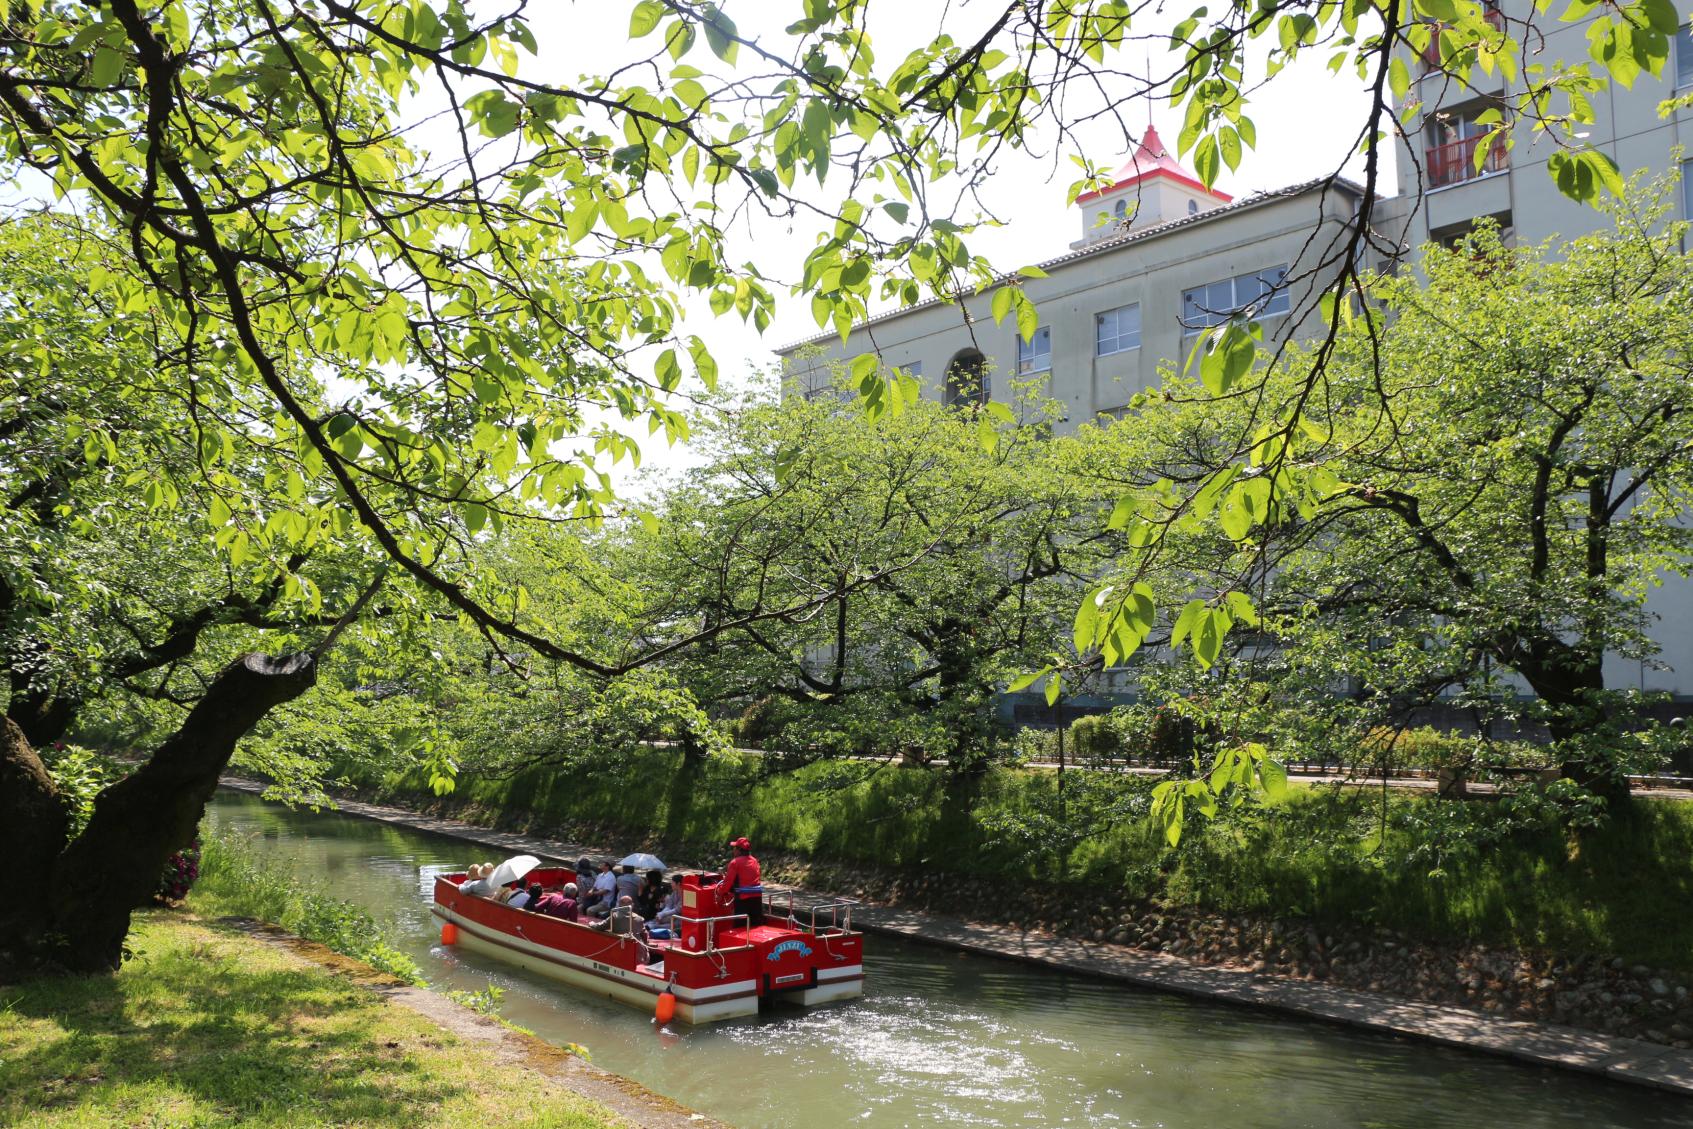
[0,912,620,1129]
[1166,792,1693,969]
[192,831,426,985]
[343,749,1693,972]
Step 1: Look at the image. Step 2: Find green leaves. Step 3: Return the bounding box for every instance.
[1150,742,1287,847]
[700,4,740,64]
[1189,317,1261,396]
[1547,148,1625,203]
[465,90,520,137]
[1072,582,1156,666]
[89,43,124,87]
[629,0,665,37]
[990,285,1040,343]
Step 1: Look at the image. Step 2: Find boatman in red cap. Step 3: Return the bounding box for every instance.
[715,836,763,927]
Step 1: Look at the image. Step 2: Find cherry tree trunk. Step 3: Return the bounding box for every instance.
[0,652,317,975]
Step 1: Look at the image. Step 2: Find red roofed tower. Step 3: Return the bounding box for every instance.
[1070,126,1233,247]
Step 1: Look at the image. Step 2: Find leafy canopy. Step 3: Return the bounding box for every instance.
[0,0,1671,678]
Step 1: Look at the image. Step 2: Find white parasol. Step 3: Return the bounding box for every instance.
[487,854,540,888]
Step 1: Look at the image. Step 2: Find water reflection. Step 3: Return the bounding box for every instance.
[205,791,1693,1129]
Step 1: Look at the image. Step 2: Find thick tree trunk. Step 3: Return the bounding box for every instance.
[1,652,318,975]
[0,717,70,971]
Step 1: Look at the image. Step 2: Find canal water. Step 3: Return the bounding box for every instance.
[205,790,1693,1129]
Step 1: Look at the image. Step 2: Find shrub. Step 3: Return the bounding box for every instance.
[37,743,128,836]
[1068,704,1198,765]
[155,838,202,902]
[734,697,781,747]
[1067,714,1121,761]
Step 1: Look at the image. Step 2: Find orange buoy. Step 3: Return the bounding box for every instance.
[440,921,459,945]
[654,991,677,1025]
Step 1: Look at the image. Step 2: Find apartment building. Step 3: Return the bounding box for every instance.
[1398,1,1692,248]
[774,6,1693,705]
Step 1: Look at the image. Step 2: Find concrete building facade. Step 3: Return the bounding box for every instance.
[782,128,1368,426]
[776,5,1693,704]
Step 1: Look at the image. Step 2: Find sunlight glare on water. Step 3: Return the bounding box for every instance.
[205,791,1693,1129]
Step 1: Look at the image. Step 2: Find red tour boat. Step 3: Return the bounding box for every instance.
[432,867,863,1023]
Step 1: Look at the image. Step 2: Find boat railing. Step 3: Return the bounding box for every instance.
[772,896,857,937]
[674,911,751,954]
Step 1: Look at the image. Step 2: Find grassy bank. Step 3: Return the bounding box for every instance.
[192,829,426,985]
[0,911,619,1129]
[342,750,1693,971]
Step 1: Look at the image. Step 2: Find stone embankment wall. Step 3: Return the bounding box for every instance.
[769,853,1693,1050]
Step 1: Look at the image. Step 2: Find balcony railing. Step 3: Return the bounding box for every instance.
[1426,133,1507,188]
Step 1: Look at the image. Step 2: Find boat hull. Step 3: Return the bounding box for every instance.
[432,906,761,1022]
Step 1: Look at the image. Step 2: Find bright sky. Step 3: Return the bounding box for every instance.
[498,1,1396,488]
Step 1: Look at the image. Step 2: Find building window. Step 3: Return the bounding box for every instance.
[1684,159,1692,224]
[1679,20,1693,88]
[1016,327,1052,374]
[1426,108,1508,188]
[1113,198,1128,220]
[1181,266,1289,336]
[944,350,988,407]
[901,360,922,378]
[1095,304,1141,356]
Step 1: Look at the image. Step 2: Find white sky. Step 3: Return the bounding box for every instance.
[498,1,1395,488]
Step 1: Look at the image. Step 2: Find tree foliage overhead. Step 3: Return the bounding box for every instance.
[1,0,1672,669]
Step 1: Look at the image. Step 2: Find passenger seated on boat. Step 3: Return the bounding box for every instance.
[590,895,645,937]
[575,857,595,895]
[534,882,579,922]
[506,882,540,911]
[615,865,644,906]
[584,860,618,917]
[654,875,683,926]
[459,863,499,897]
[633,869,660,918]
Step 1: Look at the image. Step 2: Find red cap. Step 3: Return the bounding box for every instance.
[732,837,752,850]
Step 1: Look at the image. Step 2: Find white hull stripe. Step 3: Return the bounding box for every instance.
[433,906,757,1003]
[814,964,864,983]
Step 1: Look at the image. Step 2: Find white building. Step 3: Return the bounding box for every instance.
[776,6,1693,703]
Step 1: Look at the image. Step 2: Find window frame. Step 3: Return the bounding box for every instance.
[1678,20,1693,89]
[1016,326,1052,375]
[1683,158,1692,229]
[1095,303,1142,357]
[1180,265,1290,338]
